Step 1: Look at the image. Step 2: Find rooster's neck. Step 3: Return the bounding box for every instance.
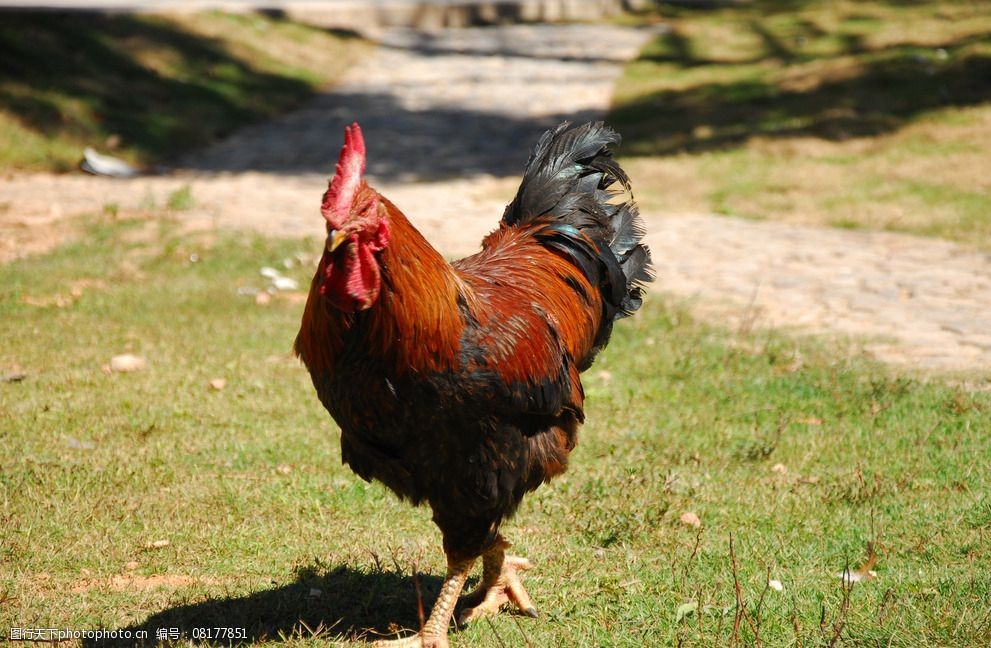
[363,196,466,375]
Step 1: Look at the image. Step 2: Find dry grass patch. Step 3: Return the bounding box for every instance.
[71,574,217,593]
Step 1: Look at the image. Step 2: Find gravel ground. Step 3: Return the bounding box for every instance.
[2,22,989,374]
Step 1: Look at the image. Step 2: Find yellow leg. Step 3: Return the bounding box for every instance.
[373,556,475,648]
[457,536,537,626]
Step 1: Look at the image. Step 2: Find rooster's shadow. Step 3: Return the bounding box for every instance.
[91,563,446,645]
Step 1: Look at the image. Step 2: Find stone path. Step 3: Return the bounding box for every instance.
[649,216,991,372]
[1,22,989,374]
[1,23,656,254]
[179,24,656,179]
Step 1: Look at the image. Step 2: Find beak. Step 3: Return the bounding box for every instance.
[326,229,348,252]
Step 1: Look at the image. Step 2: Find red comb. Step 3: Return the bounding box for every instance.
[321,122,366,226]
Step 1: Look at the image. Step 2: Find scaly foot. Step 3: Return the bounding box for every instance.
[457,539,537,625]
[372,633,446,648]
[372,556,473,648]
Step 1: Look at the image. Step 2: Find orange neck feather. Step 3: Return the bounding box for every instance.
[296,194,465,375]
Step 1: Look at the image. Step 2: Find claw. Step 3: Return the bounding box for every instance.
[458,550,538,626]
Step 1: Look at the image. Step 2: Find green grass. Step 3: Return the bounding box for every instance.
[610,0,991,247]
[0,11,366,172]
[2,218,990,646]
[166,185,195,212]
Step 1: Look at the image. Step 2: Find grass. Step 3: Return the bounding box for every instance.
[166,185,195,212]
[1,215,990,646]
[0,11,366,172]
[610,0,991,247]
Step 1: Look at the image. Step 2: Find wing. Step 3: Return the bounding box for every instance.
[453,224,603,420]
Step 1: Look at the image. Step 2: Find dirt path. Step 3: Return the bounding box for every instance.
[1,23,654,256]
[1,22,989,374]
[648,215,991,372]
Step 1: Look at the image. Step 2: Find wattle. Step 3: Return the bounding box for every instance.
[321,242,381,313]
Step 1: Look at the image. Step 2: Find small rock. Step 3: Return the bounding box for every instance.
[65,436,95,451]
[81,147,138,178]
[679,512,702,528]
[276,464,292,475]
[260,266,281,279]
[771,463,787,474]
[110,354,146,373]
[1,370,27,383]
[209,378,227,391]
[272,276,299,291]
[145,539,170,549]
[768,579,783,592]
[839,568,877,583]
[593,548,605,559]
[255,292,272,306]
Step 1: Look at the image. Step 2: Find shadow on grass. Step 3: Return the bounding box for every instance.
[613,29,991,156]
[0,11,336,168]
[86,562,446,645]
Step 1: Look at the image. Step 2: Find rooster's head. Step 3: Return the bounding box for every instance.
[318,122,390,312]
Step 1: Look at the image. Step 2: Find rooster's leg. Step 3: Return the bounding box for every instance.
[373,556,475,648]
[457,535,537,625]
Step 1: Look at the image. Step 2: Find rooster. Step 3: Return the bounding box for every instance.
[295,121,652,647]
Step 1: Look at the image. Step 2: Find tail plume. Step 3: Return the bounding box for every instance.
[504,121,654,319]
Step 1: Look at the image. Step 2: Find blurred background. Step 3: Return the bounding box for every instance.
[3,0,988,361]
[2,0,989,236]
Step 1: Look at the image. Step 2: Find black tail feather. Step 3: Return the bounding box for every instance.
[617,244,652,316]
[504,121,654,320]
